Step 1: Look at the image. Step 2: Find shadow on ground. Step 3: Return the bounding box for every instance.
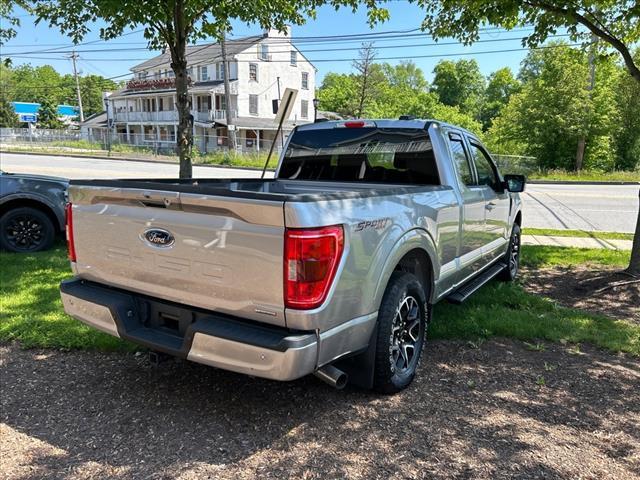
[1,339,639,479]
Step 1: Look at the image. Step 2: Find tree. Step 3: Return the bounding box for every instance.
[352,43,383,118]
[431,59,485,117]
[37,98,64,129]
[34,0,389,179]
[613,49,640,171]
[316,72,360,118]
[0,1,28,52]
[480,67,520,129]
[80,74,118,116]
[0,97,18,127]
[413,0,640,275]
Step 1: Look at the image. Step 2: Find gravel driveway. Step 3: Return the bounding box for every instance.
[1,339,639,480]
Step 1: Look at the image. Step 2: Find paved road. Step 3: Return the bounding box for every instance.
[524,183,638,233]
[0,152,268,180]
[2,152,638,233]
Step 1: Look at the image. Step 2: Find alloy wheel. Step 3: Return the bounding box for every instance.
[389,295,422,374]
[5,215,44,251]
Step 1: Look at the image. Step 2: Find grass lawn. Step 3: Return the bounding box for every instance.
[522,227,634,241]
[1,244,637,355]
[0,243,133,351]
[527,169,640,182]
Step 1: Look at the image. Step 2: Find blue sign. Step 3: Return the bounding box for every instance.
[20,114,37,123]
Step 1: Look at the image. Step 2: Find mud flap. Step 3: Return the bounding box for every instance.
[335,323,378,390]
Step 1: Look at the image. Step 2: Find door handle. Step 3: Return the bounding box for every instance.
[486,202,496,211]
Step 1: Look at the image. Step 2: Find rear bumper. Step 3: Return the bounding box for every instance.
[60,279,318,381]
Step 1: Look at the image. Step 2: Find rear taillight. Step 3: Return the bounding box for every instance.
[284,225,344,309]
[65,203,76,262]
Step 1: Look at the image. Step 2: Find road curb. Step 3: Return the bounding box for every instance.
[0,150,274,172]
[528,179,639,186]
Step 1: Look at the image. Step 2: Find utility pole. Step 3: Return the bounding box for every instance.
[70,51,84,123]
[220,34,236,152]
[575,34,597,171]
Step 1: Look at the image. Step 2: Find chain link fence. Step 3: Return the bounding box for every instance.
[1,127,282,160]
[2,128,541,175]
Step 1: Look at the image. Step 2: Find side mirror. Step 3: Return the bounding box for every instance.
[504,174,526,193]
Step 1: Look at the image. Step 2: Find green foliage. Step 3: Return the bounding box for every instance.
[432,58,485,117]
[1,63,117,118]
[36,98,63,129]
[413,1,639,79]
[480,67,520,128]
[0,1,28,49]
[613,49,640,170]
[318,57,482,135]
[485,43,627,171]
[0,96,18,127]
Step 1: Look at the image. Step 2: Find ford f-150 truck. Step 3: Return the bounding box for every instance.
[60,119,525,393]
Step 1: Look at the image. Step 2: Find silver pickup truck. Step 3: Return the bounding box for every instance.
[60,119,525,393]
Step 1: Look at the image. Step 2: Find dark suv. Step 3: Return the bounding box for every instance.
[0,171,68,253]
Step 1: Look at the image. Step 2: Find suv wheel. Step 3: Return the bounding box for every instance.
[373,271,428,394]
[0,207,55,253]
[499,223,521,281]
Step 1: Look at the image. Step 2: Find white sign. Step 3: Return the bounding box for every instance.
[274,88,298,125]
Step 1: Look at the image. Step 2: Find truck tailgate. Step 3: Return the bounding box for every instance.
[68,185,286,326]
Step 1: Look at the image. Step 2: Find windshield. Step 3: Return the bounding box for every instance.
[278,127,440,185]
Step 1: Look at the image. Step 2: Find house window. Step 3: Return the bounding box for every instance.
[187,67,193,78]
[249,94,258,115]
[216,62,225,80]
[167,70,175,78]
[290,51,297,66]
[301,72,309,90]
[301,100,308,119]
[249,63,258,81]
[215,95,226,111]
[198,65,208,81]
[260,44,269,61]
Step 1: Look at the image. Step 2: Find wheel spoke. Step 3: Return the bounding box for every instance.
[406,319,421,342]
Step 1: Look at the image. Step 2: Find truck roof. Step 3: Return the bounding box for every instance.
[295,119,478,138]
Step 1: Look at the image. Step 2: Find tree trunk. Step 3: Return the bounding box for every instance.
[171,4,192,179]
[627,190,640,276]
[575,137,586,171]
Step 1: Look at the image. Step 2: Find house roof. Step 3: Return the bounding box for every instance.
[131,36,264,72]
[80,111,107,127]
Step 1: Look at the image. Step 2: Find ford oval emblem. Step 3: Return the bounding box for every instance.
[142,228,175,248]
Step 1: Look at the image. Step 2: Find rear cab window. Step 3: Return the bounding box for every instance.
[278,126,440,185]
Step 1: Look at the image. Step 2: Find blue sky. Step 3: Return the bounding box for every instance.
[3,3,552,84]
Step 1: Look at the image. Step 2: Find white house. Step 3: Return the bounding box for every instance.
[107,28,316,152]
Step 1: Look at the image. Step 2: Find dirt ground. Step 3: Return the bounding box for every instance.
[1,339,639,480]
[523,266,640,322]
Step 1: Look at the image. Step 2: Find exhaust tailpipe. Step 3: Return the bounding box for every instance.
[313,364,348,390]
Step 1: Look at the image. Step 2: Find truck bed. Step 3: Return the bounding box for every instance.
[67,177,450,329]
[69,177,438,202]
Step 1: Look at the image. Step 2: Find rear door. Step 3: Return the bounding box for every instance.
[446,131,487,278]
[466,138,510,262]
[69,185,287,326]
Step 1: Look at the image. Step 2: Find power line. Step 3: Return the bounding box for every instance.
[3,31,562,57]
[3,26,541,56]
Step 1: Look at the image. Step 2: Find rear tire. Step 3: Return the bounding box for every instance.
[373,271,428,394]
[498,223,521,281]
[0,207,55,253]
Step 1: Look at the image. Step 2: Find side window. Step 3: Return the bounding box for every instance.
[468,142,498,188]
[448,133,474,186]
